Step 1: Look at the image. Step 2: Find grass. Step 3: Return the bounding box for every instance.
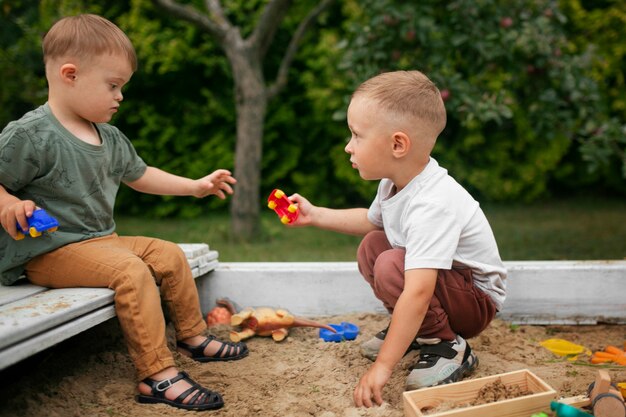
[115,197,626,261]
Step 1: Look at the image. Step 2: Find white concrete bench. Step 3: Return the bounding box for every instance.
[0,243,218,371]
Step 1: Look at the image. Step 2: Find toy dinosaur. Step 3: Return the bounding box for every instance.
[213,298,335,342]
[230,306,337,342]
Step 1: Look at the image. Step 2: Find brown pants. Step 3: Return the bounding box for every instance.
[357,230,496,341]
[25,234,207,380]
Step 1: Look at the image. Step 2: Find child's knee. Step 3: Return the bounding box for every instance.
[111,256,154,288]
[159,240,188,266]
[373,249,404,278]
[358,230,387,251]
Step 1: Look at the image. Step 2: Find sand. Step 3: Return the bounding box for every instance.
[0,313,624,417]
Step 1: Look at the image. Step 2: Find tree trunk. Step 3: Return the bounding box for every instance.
[228,48,267,240]
[150,0,335,241]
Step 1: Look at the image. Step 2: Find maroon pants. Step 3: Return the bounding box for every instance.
[357,230,496,341]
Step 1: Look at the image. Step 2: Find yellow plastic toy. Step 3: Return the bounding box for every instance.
[540,338,591,360]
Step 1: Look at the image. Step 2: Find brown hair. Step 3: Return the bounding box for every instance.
[353,70,446,140]
[43,14,137,71]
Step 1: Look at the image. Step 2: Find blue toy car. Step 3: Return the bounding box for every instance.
[16,208,59,240]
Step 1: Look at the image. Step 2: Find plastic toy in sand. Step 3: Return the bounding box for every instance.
[551,401,593,417]
[230,305,336,342]
[540,338,590,360]
[319,322,359,342]
[267,189,298,224]
[591,345,626,365]
[16,208,59,240]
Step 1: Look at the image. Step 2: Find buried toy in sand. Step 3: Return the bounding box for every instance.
[207,298,336,342]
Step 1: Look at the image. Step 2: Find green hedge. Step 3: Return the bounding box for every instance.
[1,0,623,219]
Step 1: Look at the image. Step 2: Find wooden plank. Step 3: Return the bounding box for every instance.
[0,288,114,350]
[0,242,219,371]
[197,261,626,324]
[499,261,626,325]
[0,251,217,351]
[0,282,47,307]
[196,262,386,317]
[188,250,219,270]
[179,243,209,259]
[0,305,116,371]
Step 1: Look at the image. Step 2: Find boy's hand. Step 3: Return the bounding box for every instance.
[193,169,237,199]
[353,361,393,407]
[286,193,315,226]
[0,198,36,240]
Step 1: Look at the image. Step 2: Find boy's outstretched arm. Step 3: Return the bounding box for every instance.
[0,184,36,239]
[125,167,236,199]
[288,193,380,236]
[353,268,437,407]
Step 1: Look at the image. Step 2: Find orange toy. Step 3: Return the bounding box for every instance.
[206,298,236,326]
[230,306,335,342]
[591,345,626,366]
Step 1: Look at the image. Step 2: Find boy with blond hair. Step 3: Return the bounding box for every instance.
[289,70,506,407]
[0,14,247,411]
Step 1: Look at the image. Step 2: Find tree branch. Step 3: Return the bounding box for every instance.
[152,0,230,42]
[266,0,334,99]
[249,0,292,58]
[205,0,231,33]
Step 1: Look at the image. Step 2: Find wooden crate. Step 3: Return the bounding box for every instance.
[403,369,557,417]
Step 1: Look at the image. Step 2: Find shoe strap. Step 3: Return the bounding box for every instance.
[375,326,389,340]
[415,337,441,345]
[142,371,188,397]
[169,371,219,406]
[461,340,473,363]
[212,337,244,358]
[376,325,426,351]
[177,336,213,356]
[420,341,457,359]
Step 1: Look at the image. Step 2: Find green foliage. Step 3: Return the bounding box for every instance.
[0,1,48,126]
[340,0,625,201]
[559,0,626,181]
[114,0,237,216]
[1,1,623,219]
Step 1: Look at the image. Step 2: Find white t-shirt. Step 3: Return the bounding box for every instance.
[367,158,507,310]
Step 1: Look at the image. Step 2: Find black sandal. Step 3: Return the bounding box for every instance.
[177,335,249,362]
[136,371,223,411]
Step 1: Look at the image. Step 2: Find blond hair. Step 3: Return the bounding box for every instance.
[353,70,446,143]
[43,14,137,71]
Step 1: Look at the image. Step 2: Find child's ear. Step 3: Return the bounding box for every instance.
[59,64,78,84]
[391,131,411,157]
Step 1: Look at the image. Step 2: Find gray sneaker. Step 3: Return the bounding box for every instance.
[405,335,478,391]
[360,326,424,361]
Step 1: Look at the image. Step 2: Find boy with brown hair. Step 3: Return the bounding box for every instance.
[0,14,246,411]
[289,70,507,407]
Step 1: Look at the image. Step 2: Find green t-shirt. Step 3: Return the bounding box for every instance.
[0,103,147,285]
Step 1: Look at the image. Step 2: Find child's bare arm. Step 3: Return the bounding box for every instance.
[354,268,437,407]
[0,184,36,239]
[125,167,236,199]
[378,268,437,366]
[288,193,379,236]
